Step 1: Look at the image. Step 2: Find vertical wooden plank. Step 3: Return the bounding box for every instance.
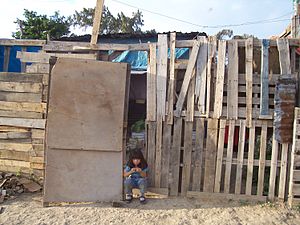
[174,38,201,117]
[21,47,27,73]
[181,121,193,195]
[146,43,157,122]
[192,118,205,191]
[206,37,217,117]
[170,117,183,196]
[268,133,279,201]
[235,120,246,194]
[246,38,253,127]
[161,123,172,189]
[227,40,238,120]
[186,71,195,122]
[246,121,255,195]
[224,120,235,193]
[213,40,226,119]
[167,33,176,124]
[155,118,163,188]
[3,46,11,72]
[203,119,219,192]
[91,0,104,45]
[257,121,267,196]
[195,37,208,114]
[147,122,156,187]
[156,34,168,120]
[214,119,226,193]
[277,39,291,75]
[278,143,289,200]
[260,39,270,116]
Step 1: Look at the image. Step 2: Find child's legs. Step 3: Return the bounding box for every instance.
[137,178,147,196]
[124,178,134,195]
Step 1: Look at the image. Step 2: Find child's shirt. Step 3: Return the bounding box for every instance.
[124,166,148,179]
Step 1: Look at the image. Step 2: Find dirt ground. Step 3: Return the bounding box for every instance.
[0,193,300,225]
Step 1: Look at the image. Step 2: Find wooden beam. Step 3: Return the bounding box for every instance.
[277,39,291,74]
[167,33,176,124]
[235,120,246,194]
[91,0,104,45]
[245,39,253,127]
[260,39,270,116]
[0,39,45,46]
[174,38,201,117]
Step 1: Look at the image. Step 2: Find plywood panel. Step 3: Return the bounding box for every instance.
[47,59,129,151]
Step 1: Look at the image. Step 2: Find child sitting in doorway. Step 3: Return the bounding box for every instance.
[124,149,148,204]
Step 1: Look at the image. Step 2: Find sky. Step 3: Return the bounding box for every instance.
[0,0,294,39]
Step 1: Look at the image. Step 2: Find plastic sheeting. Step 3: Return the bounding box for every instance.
[0,46,41,72]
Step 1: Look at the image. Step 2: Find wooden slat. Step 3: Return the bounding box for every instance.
[246,121,255,195]
[48,53,97,60]
[161,123,171,189]
[260,39,270,116]
[91,0,104,45]
[147,122,156,186]
[0,142,33,152]
[156,34,168,120]
[186,71,195,122]
[294,170,300,181]
[174,38,201,117]
[155,118,163,188]
[0,82,42,93]
[257,121,268,196]
[0,150,29,161]
[0,39,45,46]
[246,38,254,127]
[3,47,11,72]
[268,134,279,201]
[224,120,235,193]
[203,119,219,192]
[213,40,226,118]
[0,92,41,103]
[227,40,238,119]
[0,117,45,129]
[206,37,217,117]
[0,110,43,119]
[192,118,205,191]
[0,72,44,83]
[278,143,289,200]
[214,119,226,193]
[277,39,291,74]
[195,37,208,114]
[187,191,267,203]
[167,33,176,124]
[16,51,50,64]
[181,121,193,195]
[0,159,30,168]
[146,43,157,122]
[170,117,182,196]
[0,101,46,113]
[26,64,50,74]
[235,120,246,194]
[0,131,31,139]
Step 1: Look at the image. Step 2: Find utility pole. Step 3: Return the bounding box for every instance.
[292,0,300,38]
[91,0,104,45]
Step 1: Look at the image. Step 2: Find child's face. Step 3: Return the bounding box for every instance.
[132,158,141,166]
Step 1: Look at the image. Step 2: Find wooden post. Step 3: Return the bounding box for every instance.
[260,39,270,117]
[91,0,104,45]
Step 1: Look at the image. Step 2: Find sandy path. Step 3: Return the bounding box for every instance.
[0,193,299,225]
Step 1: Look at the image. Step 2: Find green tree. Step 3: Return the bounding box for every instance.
[72,6,145,34]
[13,9,71,39]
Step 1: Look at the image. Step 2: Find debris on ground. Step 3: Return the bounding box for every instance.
[0,172,42,203]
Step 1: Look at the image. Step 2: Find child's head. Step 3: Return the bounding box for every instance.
[127,148,148,169]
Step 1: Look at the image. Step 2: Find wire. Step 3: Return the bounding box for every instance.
[111,0,292,29]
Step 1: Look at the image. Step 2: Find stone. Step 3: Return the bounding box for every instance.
[18,178,31,185]
[4,173,13,178]
[23,181,41,193]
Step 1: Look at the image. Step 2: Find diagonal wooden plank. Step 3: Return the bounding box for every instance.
[227,40,239,119]
[195,37,208,114]
[213,40,227,119]
[245,38,254,127]
[174,38,201,117]
[167,32,176,124]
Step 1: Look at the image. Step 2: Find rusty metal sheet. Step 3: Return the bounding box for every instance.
[44,58,130,203]
[274,75,296,143]
[47,58,129,151]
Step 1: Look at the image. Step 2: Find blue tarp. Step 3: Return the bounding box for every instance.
[0,46,41,72]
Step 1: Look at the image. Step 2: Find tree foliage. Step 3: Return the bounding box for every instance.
[215,29,233,40]
[13,9,71,39]
[71,6,145,34]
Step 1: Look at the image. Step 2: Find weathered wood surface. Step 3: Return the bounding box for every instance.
[246,122,255,195]
[91,0,104,45]
[269,134,279,201]
[0,39,45,46]
[17,51,50,64]
[235,120,246,194]
[245,38,254,127]
[224,120,235,193]
[260,39,270,116]
[161,123,171,189]
[167,33,176,124]
[257,121,267,196]
[0,82,42,93]
[213,40,226,118]
[155,118,163,188]
[0,118,45,129]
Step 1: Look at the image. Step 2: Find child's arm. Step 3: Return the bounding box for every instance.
[136,167,148,178]
[123,167,135,177]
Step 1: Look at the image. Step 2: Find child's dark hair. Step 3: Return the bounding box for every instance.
[127,148,148,170]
